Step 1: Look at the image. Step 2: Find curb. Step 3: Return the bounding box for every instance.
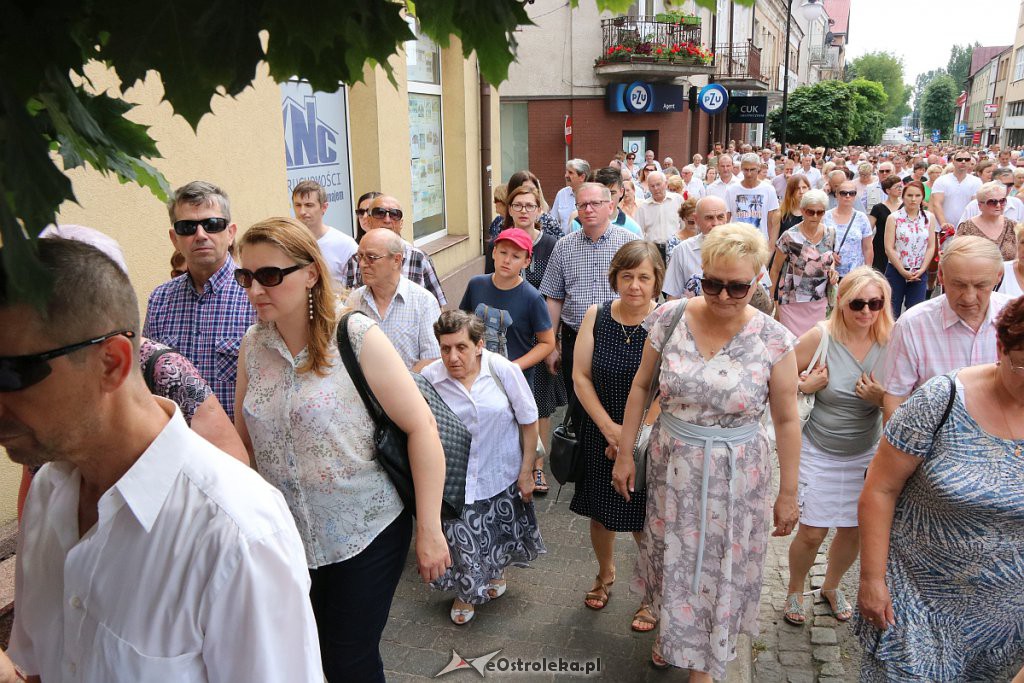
[726,634,753,683]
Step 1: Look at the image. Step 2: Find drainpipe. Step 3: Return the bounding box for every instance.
[479,70,492,258]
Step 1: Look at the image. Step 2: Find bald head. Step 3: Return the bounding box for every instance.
[695,196,730,234]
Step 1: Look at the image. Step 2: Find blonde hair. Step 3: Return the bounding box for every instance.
[493,183,508,204]
[829,266,894,346]
[976,180,1007,202]
[940,235,1004,271]
[701,222,771,273]
[239,217,338,376]
[1015,222,1024,241]
[666,175,684,193]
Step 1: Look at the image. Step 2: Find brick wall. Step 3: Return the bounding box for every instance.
[524,97,716,201]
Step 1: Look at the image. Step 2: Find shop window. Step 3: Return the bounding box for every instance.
[407,21,446,243]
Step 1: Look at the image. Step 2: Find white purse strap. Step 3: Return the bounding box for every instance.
[806,321,829,371]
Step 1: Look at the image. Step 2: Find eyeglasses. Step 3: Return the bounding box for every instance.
[356,253,389,264]
[878,169,891,174]
[576,200,609,211]
[837,190,857,197]
[700,275,757,299]
[803,208,826,217]
[954,157,972,162]
[849,298,884,312]
[509,202,538,212]
[369,207,403,220]
[233,264,304,288]
[173,217,229,236]
[983,197,1008,207]
[0,330,135,392]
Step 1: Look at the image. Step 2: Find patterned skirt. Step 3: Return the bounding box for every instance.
[432,484,546,604]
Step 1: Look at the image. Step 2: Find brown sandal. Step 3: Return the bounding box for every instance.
[632,604,658,632]
[584,575,614,610]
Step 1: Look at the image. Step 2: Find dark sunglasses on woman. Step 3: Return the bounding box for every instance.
[849,298,884,312]
[700,276,757,299]
[0,330,135,392]
[233,265,303,288]
[172,217,230,236]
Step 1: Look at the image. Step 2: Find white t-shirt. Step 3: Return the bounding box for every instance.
[317,227,358,291]
[726,182,780,241]
[931,173,983,228]
[998,261,1023,297]
[957,196,1024,224]
[706,176,741,200]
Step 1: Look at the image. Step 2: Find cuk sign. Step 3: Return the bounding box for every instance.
[727,96,768,123]
[281,80,355,237]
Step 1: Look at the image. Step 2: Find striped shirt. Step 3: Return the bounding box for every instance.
[343,241,447,306]
[539,225,639,330]
[143,256,256,421]
[881,293,1011,397]
[345,277,441,368]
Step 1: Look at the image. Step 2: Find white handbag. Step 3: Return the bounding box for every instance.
[797,322,829,428]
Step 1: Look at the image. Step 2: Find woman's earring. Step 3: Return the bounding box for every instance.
[308,289,314,321]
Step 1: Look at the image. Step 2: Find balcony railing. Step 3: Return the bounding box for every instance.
[714,41,768,85]
[809,45,837,69]
[596,16,713,72]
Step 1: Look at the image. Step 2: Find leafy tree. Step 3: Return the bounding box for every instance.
[848,79,888,146]
[920,73,958,139]
[947,43,978,91]
[1,0,755,305]
[847,51,909,127]
[767,80,856,149]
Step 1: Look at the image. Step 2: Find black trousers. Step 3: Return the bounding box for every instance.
[309,510,413,683]
[560,323,584,426]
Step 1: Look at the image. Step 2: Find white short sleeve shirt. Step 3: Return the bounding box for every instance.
[726,182,780,241]
[317,228,358,292]
[931,173,983,227]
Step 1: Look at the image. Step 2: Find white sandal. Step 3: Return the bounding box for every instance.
[450,600,475,625]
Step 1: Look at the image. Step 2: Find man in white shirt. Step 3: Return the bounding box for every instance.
[706,154,741,199]
[727,153,781,246]
[549,159,591,234]
[957,171,1024,223]
[1,239,322,682]
[931,151,983,234]
[635,171,683,262]
[292,180,357,292]
[692,153,708,180]
[346,228,441,371]
[644,149,662,172]
[680,165,706,200]
[663,196,731,298]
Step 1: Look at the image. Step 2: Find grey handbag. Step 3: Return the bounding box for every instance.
[631,300,688,491]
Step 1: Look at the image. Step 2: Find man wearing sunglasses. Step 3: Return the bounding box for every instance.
[0,239,322,681]
[143,181,256,422]
[931,151,983,237]
[341,195,448,306]
[291,179,357,292]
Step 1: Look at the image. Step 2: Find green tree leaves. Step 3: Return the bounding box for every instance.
[946,43,978,92]
[848,78,888,146]
[846,52,909,127]
[920,73,957,139]
[767,80,856,149]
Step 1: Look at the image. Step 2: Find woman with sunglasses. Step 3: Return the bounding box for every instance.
[884,181,936,319]
[612,223,800,678]
[782,267,893,627]
[233,217,450,682]
[353,190,382,242]
[955,181,1018,261]
[638,165,657,200]
[769,190,838,336]
[856,295,1024,681]
[825,180,874,278]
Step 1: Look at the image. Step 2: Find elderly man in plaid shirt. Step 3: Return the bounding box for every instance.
[143,181,256,421]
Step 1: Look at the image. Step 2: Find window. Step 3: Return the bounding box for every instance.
[1014,47,1024,82]
[406,21,446,243]
[500,103,529,182]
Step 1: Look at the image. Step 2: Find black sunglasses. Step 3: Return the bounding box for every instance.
[369,207,403,220]
[700,276,756,299]
[233,264,304,288]
[954,157,972,162]
[355,208,369,217]
[0,330,135,392]
[837,190,857,197]
[172,217,229,236]
[849,298,884,312]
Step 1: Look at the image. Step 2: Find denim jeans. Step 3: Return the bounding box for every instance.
[885,264,927,319]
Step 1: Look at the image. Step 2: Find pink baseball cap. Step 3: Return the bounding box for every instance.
[493,228,533,255]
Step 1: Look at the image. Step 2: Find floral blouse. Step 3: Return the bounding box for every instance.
[139,338,212,425]
[776,223,837,305]
[891,208,930,271]
[241,314,403,568]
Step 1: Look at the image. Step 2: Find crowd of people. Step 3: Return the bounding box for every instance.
[0,137,1022,682]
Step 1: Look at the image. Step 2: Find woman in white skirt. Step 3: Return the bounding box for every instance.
[783,266,894,625]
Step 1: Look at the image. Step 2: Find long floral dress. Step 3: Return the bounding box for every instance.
[634,301,795,678]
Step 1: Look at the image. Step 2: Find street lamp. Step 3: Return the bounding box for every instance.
[780,0,827,153]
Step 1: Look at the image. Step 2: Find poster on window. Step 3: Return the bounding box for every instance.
[280,80,354,237]
[408,93,445,239]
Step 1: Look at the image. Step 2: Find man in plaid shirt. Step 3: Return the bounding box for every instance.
[143,181,255,422]
[342,195,447,306]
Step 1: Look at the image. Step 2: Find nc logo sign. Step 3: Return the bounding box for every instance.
[282,94,339,169]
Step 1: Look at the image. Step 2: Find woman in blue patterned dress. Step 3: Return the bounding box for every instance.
[856,294,1024,681]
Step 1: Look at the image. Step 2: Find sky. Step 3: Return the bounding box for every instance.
[844,0,1019,88]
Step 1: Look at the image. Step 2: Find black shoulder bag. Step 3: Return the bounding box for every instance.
[336,311,470,519]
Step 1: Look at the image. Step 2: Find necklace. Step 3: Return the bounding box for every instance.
[616,302,654,344]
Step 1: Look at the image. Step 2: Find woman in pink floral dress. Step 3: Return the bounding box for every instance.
[613,223,802,680]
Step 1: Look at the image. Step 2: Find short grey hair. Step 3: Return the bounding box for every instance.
[576,182,612,201]
[993,167,1013,181]
[940,235,1003,270]
[740,153,760,167]
[858,162,874,175]
[976,180,1008,202]
[566,159,591,177]
[800,189,829,209]
[167,180,231,223]
[646,171,666,184]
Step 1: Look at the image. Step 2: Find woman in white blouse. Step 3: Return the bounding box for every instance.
[422,310,546,625]
[233,217,450,683]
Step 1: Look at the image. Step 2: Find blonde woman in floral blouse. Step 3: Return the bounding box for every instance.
[233,217,450,683]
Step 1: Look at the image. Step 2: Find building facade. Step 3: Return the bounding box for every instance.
[963,45,1011,147]
[1002,0,1024,147]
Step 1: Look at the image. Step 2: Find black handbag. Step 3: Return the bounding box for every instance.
[549,399,584,485]
[336,312,470,519]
